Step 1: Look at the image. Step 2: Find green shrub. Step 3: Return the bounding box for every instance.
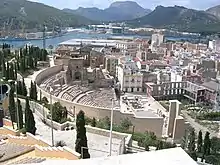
[197,112,220,121]
[85,116,92,125]
[55,140,66,147]
[120,118,132,131]
[97,116,110,130]
[91,117,97,127]
[20,128,26,134]
[60,118,68,124]
[205,155,219,165]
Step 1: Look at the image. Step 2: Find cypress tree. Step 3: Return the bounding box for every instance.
[202,132,211,162]
[19,48,23,58]
[8,86,16,123]
[25,97,36,135]
[197,130,203,153]
[0,51,3,71]
[9,63,15,80]
[20,58,26,73]
[25,45,28,56]
[34,57,38,68]
[22,77,27,96]
[16,60,20,71]
[27,56,33,68]
[203,132,211,155]
[75,110,90,159]
[17,99,23,129]
[188,129,196,152]
[29,46,33,55]
[188,129,197,161]
[2,58,6,79]
[6,62,9,80]
[31,57,34,68]
[17,81,22,95]
[33,82,38,100]
[210,137,220,154]
[39,90,42,102]
[14,63,17,80]
[30,81,33,99]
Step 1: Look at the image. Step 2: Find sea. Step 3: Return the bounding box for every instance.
[0,31,191,49]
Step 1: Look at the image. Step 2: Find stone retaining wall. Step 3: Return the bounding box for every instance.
[7,133,49,147]
[35,145,80,160]
[19,98,131,155]
[0,126,20,136]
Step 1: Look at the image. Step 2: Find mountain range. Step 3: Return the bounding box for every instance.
[0,0,92,31]
[63,1,220,33]
[63,1,152,21]
[126,5,220,33]
[0,0,220,33]
[206,5,220,19]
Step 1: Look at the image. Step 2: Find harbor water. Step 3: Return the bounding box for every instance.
[0,31,190,48]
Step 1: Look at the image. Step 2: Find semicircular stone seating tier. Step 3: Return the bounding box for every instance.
[40,74,116,109]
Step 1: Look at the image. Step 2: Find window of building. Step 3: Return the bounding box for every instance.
[137,88,139,92]
[142,65,146,69]
[131,78,135,83]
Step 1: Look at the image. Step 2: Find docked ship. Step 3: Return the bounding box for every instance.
[0,36,27,41]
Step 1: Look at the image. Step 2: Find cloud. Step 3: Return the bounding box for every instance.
[28,0,220,10]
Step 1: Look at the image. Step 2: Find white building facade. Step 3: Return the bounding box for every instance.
[116,41,139,56]
[151,33,164,51]
[117,56,143,92]
[105,55,120,77]
[209,40,220,52]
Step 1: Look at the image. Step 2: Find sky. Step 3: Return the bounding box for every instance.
[29,0,220,10]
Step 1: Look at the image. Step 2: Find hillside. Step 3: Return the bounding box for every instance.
[206,5,220,19]
[63,7,109,22]
[127,5,220,33]
[0,0,92,31]
[63,1,151,21]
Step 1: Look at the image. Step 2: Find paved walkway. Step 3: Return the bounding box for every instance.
[34,113,121,158]
[182,110,219,138]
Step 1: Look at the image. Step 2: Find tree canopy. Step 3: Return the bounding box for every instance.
[75,110,90,159]
[25,97,36,135]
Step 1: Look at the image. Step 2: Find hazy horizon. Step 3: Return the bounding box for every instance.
[29,0,219,10]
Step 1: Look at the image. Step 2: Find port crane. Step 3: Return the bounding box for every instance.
[43,25,47,50]
[2,22,6,37]
[8,18,14,37]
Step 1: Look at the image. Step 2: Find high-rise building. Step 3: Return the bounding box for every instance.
[151,33,165,49]
[215,40,220,52]
[105,55,120,77]
[208,40,220,52]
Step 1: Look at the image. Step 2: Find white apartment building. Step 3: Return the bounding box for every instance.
[105,55,120,77]
[117,56,143,92]
[209,40,220,52]
[116,41,139,56]
[151,33,164,50]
